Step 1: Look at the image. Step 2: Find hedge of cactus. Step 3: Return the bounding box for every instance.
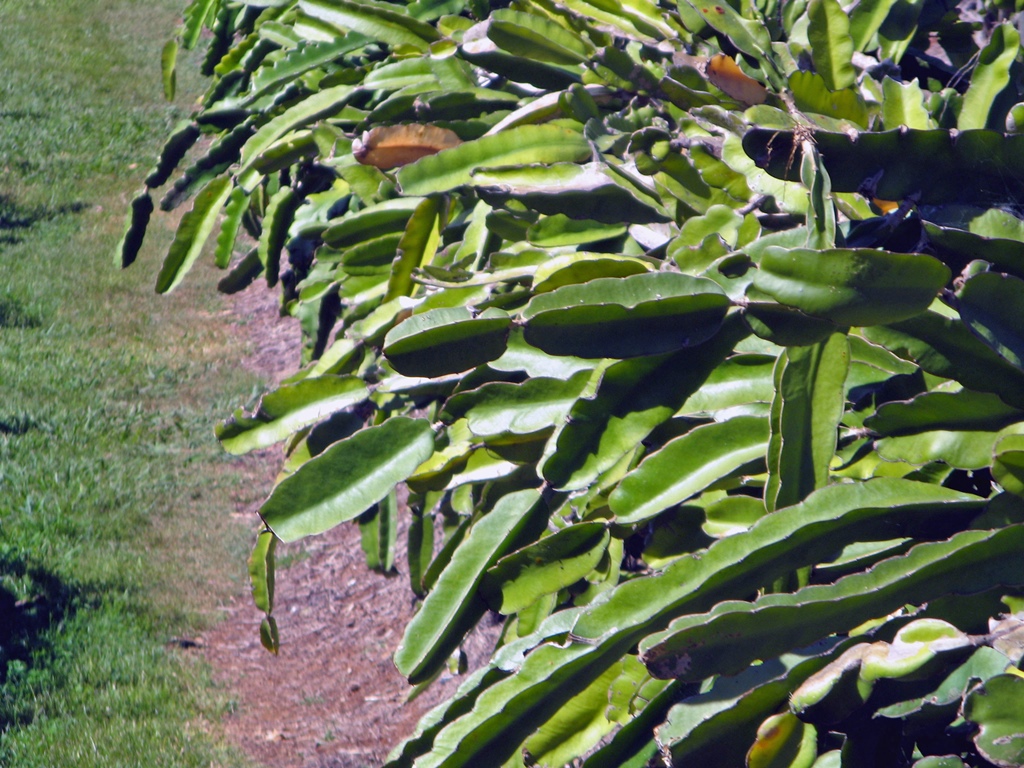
[123,0,1024,765]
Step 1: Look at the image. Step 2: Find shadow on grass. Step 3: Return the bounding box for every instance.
[0,551,77,726]
[0,297,42,330]
[0,111,44,121]
[0,194,88,246]
[0,415,37,435]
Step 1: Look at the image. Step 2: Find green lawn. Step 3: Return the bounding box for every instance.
[0,1,264,765]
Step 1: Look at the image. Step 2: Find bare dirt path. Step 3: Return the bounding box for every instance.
[199,287,484,768]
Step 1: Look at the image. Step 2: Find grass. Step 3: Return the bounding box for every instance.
[0,1,270,765]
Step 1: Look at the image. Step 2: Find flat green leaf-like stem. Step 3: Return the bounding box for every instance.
[359,489,397,572]
[217,248,263,294]
[260,417,435,542]
[298,0,441,50]
[385,196,445,302]
[875,645,1010,720]
[639,526,1024,681]
[401,480,982,768]
[754,247,949,327]
[181,0,217,50]
[160,120,254,211]
[161,39,177,101]
[474,163,670,224]
[657,641,845,767]
[248,35,370,103]
[321,198,423,249]
[964,674,1024,766]
[480,522,610,614]
[396,124,591,196]
[144,120,201,189]
[881,76,933,130]
[541,317,748,491]
[807,0,855,91]
[383,307,512,378]
[743,128,1024,205]
[876,428,1006,470]
[580,678,687,768]
[247,530,277,615]
[683,0,782,89]
[117,191,154,269]
[741,129,1024,207]
[922,221,1024,281]
[156,177,233,293]
[766,333,848,511]
[216,375,370,455]
[522,272,731,359]
[258,187,300,288]
[522,658,629,767]
[214,186,251,269]
[959,24,1020,131]
[993,435,1024,497]
[677,354,776,416]
[394,488,547,683]
[442,370,593,437]
[866,389,1024,437]
[848,0,900,52]
[864,312,1024,409]
[957,271,1024,369]
[789,70,869,128]
[609,415,770,525]
[236,84,357,189]
[487,9,593,65]
[572,480,984,644]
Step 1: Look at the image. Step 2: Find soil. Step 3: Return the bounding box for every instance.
[199,286,495,768]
